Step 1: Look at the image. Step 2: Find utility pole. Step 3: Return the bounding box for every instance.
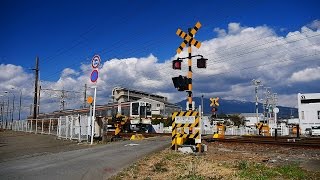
[0,101,3,122]
[264,87,271,124]
[11,93,15,123]
[38,85,41,115]
[83,84,87,108]
[41,88,81,111]
[201,95,204,117]
[252,79,261,124]
[61,90,65,111]
[32,57,39,119]
[18,90,22,120]
[6,97,9,126]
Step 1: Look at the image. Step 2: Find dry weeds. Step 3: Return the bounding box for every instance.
[110,141,320,180]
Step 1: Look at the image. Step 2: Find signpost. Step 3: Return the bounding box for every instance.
[90,70,99,83]
[175,116,195,124]
[90,55,101,145]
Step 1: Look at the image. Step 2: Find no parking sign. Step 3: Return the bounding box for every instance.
[90,55,101,83]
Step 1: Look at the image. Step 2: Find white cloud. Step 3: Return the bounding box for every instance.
[61,68,79,78]
[0,64,35,119]
[307,19,320,30]
[289,67,320,82]
[228,23,243,34]
[213,27,226,37]
[2,21,320,117]
[276,94,298,108]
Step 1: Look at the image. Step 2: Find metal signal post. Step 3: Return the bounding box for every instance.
[90,55,101,145]
[172,22,208,153]
[173,22,207,111]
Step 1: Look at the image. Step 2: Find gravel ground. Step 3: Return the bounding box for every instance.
[206,141,320,172]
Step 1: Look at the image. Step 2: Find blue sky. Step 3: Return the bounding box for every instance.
[0,0,320,117]
[1,0,319,80]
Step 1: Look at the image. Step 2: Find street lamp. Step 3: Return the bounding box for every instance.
[0,93,10,128]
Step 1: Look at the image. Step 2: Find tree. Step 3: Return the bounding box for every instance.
[228,114,245,127]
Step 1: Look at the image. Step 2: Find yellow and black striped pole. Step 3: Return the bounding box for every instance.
[187,28,193,111]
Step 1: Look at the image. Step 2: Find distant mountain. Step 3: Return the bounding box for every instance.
[176,97,298,118]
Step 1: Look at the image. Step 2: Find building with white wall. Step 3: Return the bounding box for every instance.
[112,87,180,117]
[240,113,264,127]
[298,93,320,133]
[112,87,167,103]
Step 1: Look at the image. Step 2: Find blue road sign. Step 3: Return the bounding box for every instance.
[90,70,99,83]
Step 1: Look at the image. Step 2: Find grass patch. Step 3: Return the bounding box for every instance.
[277,163,306,179]
[153,161,168,172]
[177,174,206,180]
[164,151,183,160]
[237,161,307,180]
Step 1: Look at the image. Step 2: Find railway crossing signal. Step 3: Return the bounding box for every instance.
[172,59,182,70]
[210,97,220,107]
[176,22,202,54]
[210,97,219,116]
[171,21,209,153]
[172,75,189,91]
[172,21,208,111]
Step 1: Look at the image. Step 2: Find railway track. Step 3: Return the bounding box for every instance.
[206,136,320,148]
[104,132,320,147]
[105,132,171,138]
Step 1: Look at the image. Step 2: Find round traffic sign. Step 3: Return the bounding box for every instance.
[91,55,101,68]
[90,70,99,82]
[87,96,93,104]
[274,107,279,113]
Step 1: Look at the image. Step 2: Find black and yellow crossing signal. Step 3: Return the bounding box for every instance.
[172,75,189,91]
[172,59,182,70]
[176,22,202,54]
[197,57,208,68]
[173,21,208,111]
[211,107,218,112]
[210,97,220,106]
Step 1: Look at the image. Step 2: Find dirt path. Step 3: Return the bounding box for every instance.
[0,130,90,162]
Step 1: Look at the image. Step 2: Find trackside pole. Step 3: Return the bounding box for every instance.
[198,105,202,152]
[88,104,92,142]
[91,87,97,145]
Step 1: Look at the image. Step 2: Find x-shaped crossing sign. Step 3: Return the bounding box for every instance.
[176,22,202,54]
[210,97,220,106]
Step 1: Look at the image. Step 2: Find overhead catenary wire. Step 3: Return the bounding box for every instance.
[15,2,318,111]
[117,32,320,89]
[39,0,259,80]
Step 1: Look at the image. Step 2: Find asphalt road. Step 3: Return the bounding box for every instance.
[0,136,170,180]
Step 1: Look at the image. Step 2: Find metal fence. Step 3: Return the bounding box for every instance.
[1,115,91,142]
[57,115,90,141]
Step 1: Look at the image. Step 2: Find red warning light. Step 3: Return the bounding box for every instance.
[172,59,182,70]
